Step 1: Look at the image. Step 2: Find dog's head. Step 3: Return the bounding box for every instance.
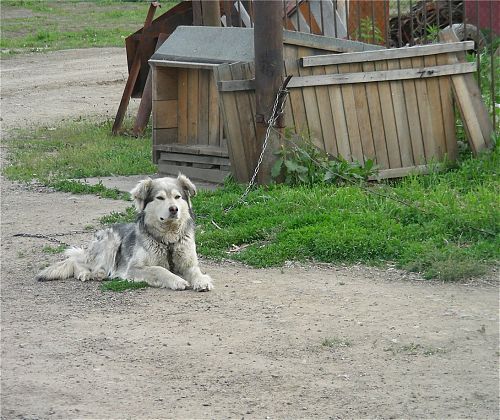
[130,174,197,228]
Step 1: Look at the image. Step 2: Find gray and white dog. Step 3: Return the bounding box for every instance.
[36,174,214,291]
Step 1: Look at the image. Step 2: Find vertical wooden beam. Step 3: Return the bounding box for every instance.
[201,0,221,27]
[254,0,283,184]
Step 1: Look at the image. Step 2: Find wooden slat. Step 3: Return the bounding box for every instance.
[423,54,447,158]
[411,56,435,162]
[160,152,230,166]
[230,62,258,174]
[297,47,324,150]
[154,143,229,157]
[154,100,178,129]
[158,162,230,183]
[177,68,188,144]
[286,62,476,88]
[436,53,458,161]
[197,69,210,145]
[361,60,389,168]
[350,62,374,163]
[243,62,259,162]
[398,57,426,165]
[208,69,221,147]
[217,79,255,92]
[368,165,432,180]
[386,58,414,167]
[439,29,493,154]
[154,67,178,101]
[325,64,351,161]
[213,64,250,181]
[153,128,178,145]
[284,52,308,135]
[338,63,362,162]
[311,65,337,156]
[375,59,401,168]
[301,41,474,67]
[187,68,199,145]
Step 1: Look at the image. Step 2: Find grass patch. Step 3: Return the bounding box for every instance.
[3,120,156,183]
[100,278,149,292]
[322,337,352,348]
[384,342,448,357]
[100,206,137,225]
[42,245,67,254]
[189,148,499,281]
[1,0,180,54]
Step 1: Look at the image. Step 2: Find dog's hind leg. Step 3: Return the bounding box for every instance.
[36,247,91,282]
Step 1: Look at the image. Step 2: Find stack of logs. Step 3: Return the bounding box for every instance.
[389,0,464,46]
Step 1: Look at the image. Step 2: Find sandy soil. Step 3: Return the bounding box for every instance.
[1,49,499,419]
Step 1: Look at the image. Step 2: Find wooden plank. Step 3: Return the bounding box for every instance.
[230,62,259,172]
[213,64,250,181]
[411,56,436,162]
[287,62,476,87]
[283,51,308,135]
[338,63,362,162]
[374,59,401,168]
[301,41,474,67]
[423,54,447,159]
[325,64,351,161]
[297,47,324,150]
[439,29,493,154]
[187,68,199,145]
[154,67,178,101]
[154,100,178,129]
[361,60,389,168]
[197,69,210,145]
[386,58,414,167]
[349,62,374,163]
[177,68,188,144]
[436,53,458,161]
[217,79,255,92]
[153,128,178,145]
[311,65,337,156]
[398,57,426,165]
[154,143,229,157]
[243,62,259,161]
[158,162,230,183]
[208,69,221,147]
[368,165,432,180]
[160,152,230,166]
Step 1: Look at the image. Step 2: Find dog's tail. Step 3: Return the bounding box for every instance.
[35,247,87,282]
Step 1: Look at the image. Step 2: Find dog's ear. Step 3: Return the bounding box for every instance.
[130,178,153,211]
[177,173,197,198]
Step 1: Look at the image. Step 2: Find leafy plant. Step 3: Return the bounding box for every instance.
[352,17,385,45]
[272,130,377,186]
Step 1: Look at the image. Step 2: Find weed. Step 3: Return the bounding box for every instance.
[100,278,149,292]
[322,337,352,349]
[42,245,67,254]
[272,130,377,186]
[100,206,136,225]
[384,342,447,356]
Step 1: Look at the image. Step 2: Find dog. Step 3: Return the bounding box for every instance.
[36,174,214,292]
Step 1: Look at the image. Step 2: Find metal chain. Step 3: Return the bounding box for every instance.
[225,80,290,212]
[13,229,95,247]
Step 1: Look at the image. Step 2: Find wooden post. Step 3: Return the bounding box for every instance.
[201,0,221,27]
[254,0,284,184]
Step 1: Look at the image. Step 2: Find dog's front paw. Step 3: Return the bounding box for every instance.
[191,274,214,292]
[170,278,189,291]
[76,271,92,282]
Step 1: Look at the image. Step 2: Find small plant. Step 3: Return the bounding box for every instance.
[352,17,385,45]
[42,245,67,254]
[100,278,149,292]
[322,337,352,349]
[272,130,377,186]
[100,206,136,225]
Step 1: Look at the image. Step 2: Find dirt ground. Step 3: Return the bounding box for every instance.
[1,49,499,419]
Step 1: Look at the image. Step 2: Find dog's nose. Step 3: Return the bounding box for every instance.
[169,206,178,215]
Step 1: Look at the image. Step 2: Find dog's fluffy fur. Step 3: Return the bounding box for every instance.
[36,174,213,291]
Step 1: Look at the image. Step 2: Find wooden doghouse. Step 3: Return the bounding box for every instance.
[149,26,382,182]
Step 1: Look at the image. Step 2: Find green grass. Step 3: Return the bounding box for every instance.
[322,337,352,349]
[1,0,180,54]
[42,245,67,254]
[3,119,156,196]
[100,278,149,292]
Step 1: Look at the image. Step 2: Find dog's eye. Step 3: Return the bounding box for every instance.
[175,195,181,200]
[156,196,165,201]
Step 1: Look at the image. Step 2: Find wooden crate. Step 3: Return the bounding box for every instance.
[216,41,485,181]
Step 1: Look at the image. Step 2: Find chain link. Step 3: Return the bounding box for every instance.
[13,229,95,247]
